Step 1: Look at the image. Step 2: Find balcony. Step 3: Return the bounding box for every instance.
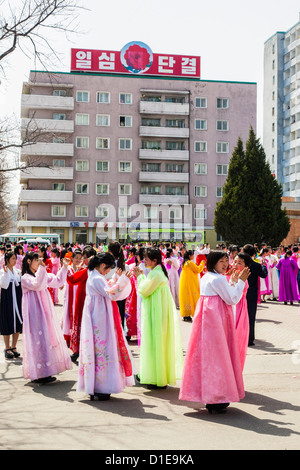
[139,101,189,115]
[139,194,189,205]
[139,126,189,138]
[21,118,74,134]
[21,142,74,158]
[21,94,74,115]
[139,149,189,161]
[19,189,73,204]
[20,166,74,183]
[139,171,189,183]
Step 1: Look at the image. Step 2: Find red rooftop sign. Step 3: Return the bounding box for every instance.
[71,41,201,79]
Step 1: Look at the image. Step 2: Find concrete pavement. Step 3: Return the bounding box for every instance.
[1,296,300,450]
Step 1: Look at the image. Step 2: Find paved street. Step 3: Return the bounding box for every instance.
[1,295,300,451]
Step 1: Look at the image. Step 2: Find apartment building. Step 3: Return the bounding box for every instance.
[263,13,300,198]
[18,42,256,245]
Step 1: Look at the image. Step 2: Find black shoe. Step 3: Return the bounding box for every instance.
[10,348,20,358]
[4,349,14,359]
[248,342,255,346]
[290,302,293,305]
[284,302,287,305]
[206,403,229,414]
[70,353,79,363]
[33,376,56,384]
[94,393,111,400]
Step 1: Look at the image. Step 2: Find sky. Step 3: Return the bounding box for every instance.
[0,0,300,203]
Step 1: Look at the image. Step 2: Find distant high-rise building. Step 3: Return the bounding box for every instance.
[263,13,300,200]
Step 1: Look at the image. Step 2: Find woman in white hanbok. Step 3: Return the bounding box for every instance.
[77,253,135,400]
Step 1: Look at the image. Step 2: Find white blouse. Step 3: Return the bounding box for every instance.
[200,271,245,306]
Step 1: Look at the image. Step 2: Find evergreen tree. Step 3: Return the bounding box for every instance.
[214,127,290,247]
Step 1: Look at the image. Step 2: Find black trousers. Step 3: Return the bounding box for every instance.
[117,299,126,329]
[246,295,257,345]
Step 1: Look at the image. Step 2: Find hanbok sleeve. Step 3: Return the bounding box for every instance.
[105,273,132,301]
[21,266,48,291]
[0,269,11,289]
[47,265,68,289]
[188,260,205,274]
[137,270,165,298]
[212,275,245,306]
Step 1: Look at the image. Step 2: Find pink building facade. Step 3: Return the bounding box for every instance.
[18,60,256,245]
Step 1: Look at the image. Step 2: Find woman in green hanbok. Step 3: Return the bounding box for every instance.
[133,248,183,389]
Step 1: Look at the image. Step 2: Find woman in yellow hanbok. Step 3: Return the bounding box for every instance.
[179,250,205,322]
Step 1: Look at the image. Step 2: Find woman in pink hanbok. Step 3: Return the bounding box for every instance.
[49,248,61,304]
[14,245,24,271]
[164,248,180,308]
[21,252,72,384]
[77,253,135,401]
[179,250,250,413]
[229,252,251,371]
[259,248,272,302]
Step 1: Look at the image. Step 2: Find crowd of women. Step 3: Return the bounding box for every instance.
[0,238,299,413]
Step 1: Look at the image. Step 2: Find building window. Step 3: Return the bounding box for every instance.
[142,163,161,172]
[53,90,66,97]
[216,120,229,131]
[166,186,184,195]
[76,91,89,102]
[119,161,132,172]
[194,186,207,197]
[119,138,132,150]
[216,186,223,198]
[166,141,185,150]
[51,205,66,217]
[52,183,65,191]
[96,183,109,195]
[95,206,109,217]
[96,161,109,172]
[195,97,207,108]
[119,115,132,127]
[194,163,207,175]
[53,136,65,143]
[217,98,229,109]
[119,207,131,218]
[195,119,207,130]
[216,164,228,175]
[119,93,132,104]
[169,207,182,219]
[53,113,66,120]
[118,184,132,195]
[76,137,89,148]
[141,185,161,195]
[142,140,161,150]
[144,207,158,219]
[165,163,184,173]
[216,142,229,153]
[53,159,65,167]
[76,183,89,194]
[96,92,110,103]
[96,137,110,149]
[194,208,207,219]
[76,113,89,125]
[194,141,207,152]
[96,114,110,126]
[76,160,89,171]
[166,119,185,128]
[75,205,88,217]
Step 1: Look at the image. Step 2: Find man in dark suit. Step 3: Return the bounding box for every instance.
[243,244,268,346]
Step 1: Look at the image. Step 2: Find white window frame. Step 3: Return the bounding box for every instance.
[194,163,207,175]
[216,186,224,198]
[144,206,158,219]
[53,159,65,167]
[118,183,132,196]
[119,138,132,150]
[53,113,66,120]
[76,113,89,125]
[169,207,182,219]
[76,91,89,102]
[96,183,109,195]
[195,97,207,108]
[96,160,109,172]
[216,164,228,175]
[76,160,89,172]
[76,136,89,149]
[96,91,110,103]
[119,161,132,172]
[216,142,229,153]
[51,205,66,217]
[118,206,131,218]
[216,120,229,131]
[195,119,207,130]
[217,97,229,109]
[194,208,207,219]
[75,182,89,194]
[119,93,132,104]
[52,183,65,191]
[75,205,89,217]
[95,206,109,218]
[96,137,110,149]
[194,185,207,197]
[119,115,132,127]
[194,141,207,152]
[96,114,110,126]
